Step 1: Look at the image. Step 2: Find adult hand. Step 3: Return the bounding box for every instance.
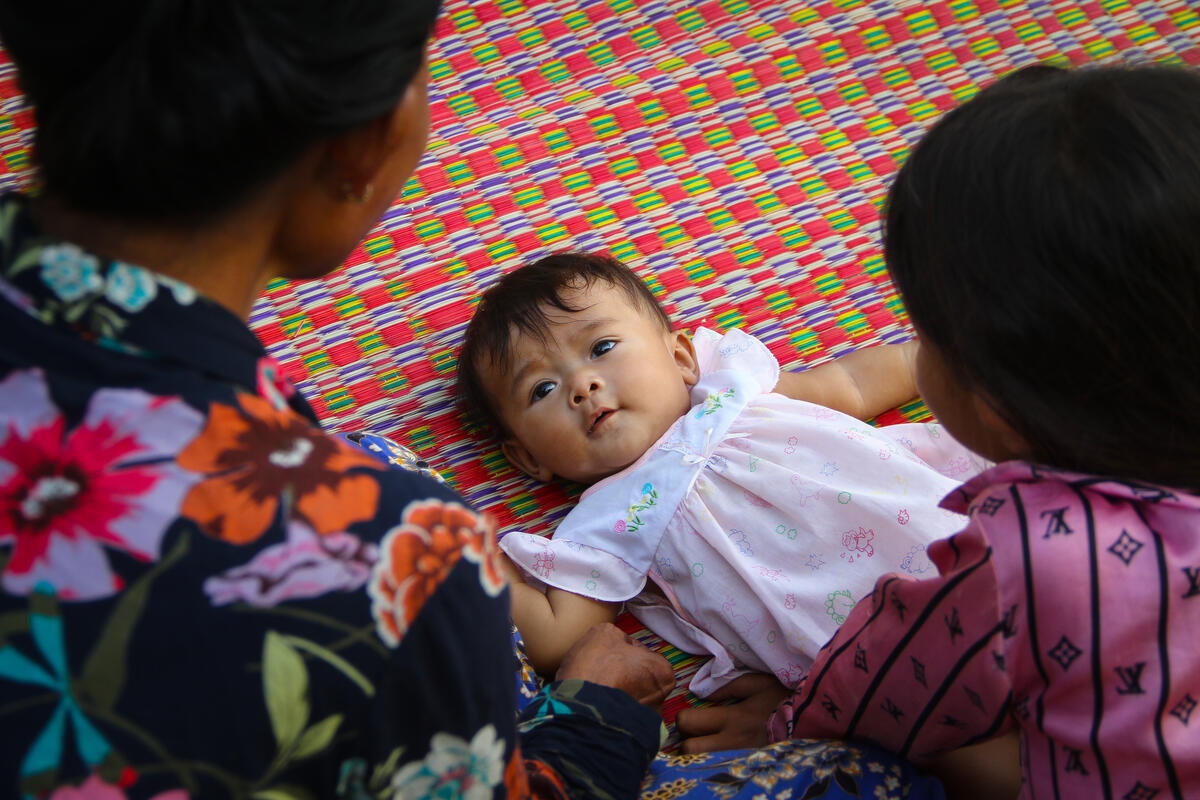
[676,673,790,753]
[556,623,675,711]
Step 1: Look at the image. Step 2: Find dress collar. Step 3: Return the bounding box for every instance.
[0,192,314,422]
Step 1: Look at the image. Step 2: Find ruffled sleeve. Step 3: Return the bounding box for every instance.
[690,326,780,395]
[499,531,648,601]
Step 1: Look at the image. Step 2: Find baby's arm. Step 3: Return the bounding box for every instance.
[773,339,918,420]
[503,553,620,674]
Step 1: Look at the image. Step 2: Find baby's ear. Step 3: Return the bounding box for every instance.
[501,438,554,482]
[670,330,700,387]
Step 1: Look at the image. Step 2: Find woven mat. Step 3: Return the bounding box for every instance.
[1,0,1197,741]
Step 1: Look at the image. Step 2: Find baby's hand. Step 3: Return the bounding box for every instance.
[675,673,790,753]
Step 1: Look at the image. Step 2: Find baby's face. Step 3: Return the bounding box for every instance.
[482,281,697,483]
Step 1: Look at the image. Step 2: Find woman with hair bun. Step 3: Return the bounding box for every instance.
[0,2,673,797]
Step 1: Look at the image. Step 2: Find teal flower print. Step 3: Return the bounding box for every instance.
[104,263,158,312]
[38,244,103,302]
[0,584,122,793]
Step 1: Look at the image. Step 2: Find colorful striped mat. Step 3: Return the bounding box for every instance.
[1,0,1197,745]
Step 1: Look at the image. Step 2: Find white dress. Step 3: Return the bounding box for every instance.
[500,328,987,696]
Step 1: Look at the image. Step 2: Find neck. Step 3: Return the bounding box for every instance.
[32,193,284,319]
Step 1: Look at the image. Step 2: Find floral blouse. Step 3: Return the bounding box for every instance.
[0,193,661,800]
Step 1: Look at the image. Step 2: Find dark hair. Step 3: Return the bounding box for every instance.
[457,252,673,434]
[0,0,440,222]
[885,63,1200,490]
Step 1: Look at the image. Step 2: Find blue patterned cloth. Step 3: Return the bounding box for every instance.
[640,739,946,799]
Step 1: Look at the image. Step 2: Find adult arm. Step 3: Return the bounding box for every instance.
[774,340,918,420]
[364,474,666,800]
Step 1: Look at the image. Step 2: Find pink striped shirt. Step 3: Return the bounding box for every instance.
[770,461,1200,800]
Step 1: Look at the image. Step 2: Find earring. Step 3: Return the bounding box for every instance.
[340,181,374,203]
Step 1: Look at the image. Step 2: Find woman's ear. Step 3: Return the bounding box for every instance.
[501,438,554,482]
[670,330,700,387]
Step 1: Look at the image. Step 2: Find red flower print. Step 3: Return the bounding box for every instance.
[0,370,202,600]
[178,394,383,546]
[368,500,503,647]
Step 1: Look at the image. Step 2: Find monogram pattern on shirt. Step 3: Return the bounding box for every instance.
[1169,694,1196,725]
[854,644,869,672]
[963,685,985,713]
[945,607,963,643]
[891,590,908,622]
[1122,781,1160,800]
[978,496,1006,516]
[882,697,904,722]
[1114,662,1146,695]
[821,694,841,722]
[992,651,1006,672]
[911,656,927,688]
[1063,746,1089,775]
[1001,604,1019,638]
[1041,506,1073,538]
[1049,636,1083,670]
[939,715,967,729]
[1013,696,1031,721]
[1108,530,1145,565]
[1182,566,1200,599]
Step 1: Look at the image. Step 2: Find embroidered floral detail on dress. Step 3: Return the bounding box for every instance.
[390,724,505,800]
[825,589,856,625]
[840,526,876,562]
[0,370,202,600]
[899,544,935,576]
[178,394,384,546]
[368,500,503,647]
[693,387,736,418]
[616,482,659,534]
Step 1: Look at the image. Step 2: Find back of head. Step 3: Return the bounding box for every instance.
[457,252,672,434]
[886,63,1200,490]
[0,0,440,223]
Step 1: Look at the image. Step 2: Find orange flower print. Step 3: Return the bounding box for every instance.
[504,744,530,798]
[178,394,383,545]
[369,500,506,647]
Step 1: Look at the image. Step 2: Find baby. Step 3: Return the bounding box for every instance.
[457,252,987,695]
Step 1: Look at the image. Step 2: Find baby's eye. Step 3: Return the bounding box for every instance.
[531,381,555,402]
[591,340,615,358]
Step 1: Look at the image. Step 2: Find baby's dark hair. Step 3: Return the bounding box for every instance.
[0,0,440,223]
[458,252,672,434]
[886,63,1200,490]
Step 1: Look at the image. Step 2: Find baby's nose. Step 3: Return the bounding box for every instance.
[570,377,602,406]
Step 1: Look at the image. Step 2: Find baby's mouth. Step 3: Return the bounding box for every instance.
[588,409,615,435]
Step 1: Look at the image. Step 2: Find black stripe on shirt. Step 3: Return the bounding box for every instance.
[1012,486,1060,799]
[1136,504,1183,799]
[788,575,906,719]
[896,617,1008,757]
[839,544,994,737]
[1071,485,1113,799]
